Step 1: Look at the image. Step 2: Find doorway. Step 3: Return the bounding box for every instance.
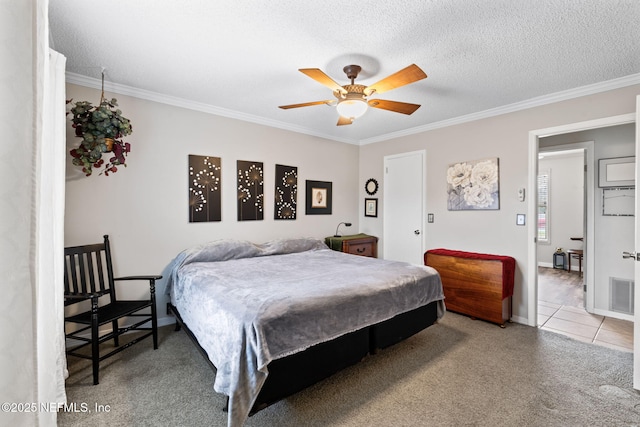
[527,115,634,327]
[536,147,587,318]
[534,136,635,352]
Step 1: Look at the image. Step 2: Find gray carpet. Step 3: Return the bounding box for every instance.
[59,312,640,426]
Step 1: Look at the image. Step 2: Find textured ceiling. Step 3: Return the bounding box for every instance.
[49,1,640,144]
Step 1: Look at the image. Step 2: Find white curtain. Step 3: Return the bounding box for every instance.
[0,1,67,426]
[35,47,68,423]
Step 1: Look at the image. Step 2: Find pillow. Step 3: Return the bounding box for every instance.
[182,239,262,264]
[258,237,328,256]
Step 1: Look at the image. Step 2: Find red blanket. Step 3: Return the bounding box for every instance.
[424,248,516,299]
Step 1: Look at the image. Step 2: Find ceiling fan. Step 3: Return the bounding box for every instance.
[279,64,427,126]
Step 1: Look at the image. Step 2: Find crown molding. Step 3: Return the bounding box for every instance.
[65,72,359,145]
[67,72,640,146]
[359,73,640,145]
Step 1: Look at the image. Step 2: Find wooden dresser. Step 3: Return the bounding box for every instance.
[424,249,515,327]
[325,234,378,258]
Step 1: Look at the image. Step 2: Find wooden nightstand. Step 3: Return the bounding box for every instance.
[325,234,378,258]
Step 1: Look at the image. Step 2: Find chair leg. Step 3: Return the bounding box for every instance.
[152,310,158,350]
[112,319,119,347]
[150,280,158,350]
[91,298,100,385]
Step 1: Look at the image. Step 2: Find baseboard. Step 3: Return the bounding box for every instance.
[509,315,530,326]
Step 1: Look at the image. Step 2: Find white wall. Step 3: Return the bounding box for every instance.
[358,85,640,323]
[540,124,635,316]
[64,84,360,324]
[537,152,584,268]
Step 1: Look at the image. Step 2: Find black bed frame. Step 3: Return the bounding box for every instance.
[167,300,439,413]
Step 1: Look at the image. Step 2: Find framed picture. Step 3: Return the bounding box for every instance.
[237,160,264,221]
[365,198,378,217]
[598,156,635,188]
[188,155,221,223]
[603,187,634,216]
[305,180,332,214]
[446,157,500,210]
[274,164,297,220]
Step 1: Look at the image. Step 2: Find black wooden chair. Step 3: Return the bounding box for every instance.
[63,235,161,385]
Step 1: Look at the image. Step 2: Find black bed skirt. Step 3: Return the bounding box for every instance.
[371,300,439,352]
[167,300,440,413]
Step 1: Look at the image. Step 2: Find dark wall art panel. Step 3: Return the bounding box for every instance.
[237,160,264,221]
[188,155,221,222]
[274,164,298,220]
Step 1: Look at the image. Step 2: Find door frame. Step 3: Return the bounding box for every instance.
[527,113,636,327]
[383,150,426,264]
[634,95,639,389]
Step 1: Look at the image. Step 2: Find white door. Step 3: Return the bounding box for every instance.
[383,151,425,265]
[633,95,640,390]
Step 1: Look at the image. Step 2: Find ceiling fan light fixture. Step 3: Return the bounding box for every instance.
[279,64,427,126]
[336,98,368,119]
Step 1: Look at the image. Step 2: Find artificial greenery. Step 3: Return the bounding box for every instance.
[67,97,132,176]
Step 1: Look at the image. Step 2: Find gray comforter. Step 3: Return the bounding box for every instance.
[165,237,445,427]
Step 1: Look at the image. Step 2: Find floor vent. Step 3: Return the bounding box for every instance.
[609,277,634,315]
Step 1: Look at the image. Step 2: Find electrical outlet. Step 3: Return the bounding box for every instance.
[427,213,434,223]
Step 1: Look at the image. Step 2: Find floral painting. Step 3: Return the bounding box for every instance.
[188,155,221,222]
[237,160,264,221]
[274,164,297,220]
[447,157,500,210]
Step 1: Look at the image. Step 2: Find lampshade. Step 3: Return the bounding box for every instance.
[336,99,368,119]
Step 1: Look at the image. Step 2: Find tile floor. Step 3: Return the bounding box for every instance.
[538,300,633,352]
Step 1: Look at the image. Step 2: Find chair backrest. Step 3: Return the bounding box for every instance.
[64,235,116,304]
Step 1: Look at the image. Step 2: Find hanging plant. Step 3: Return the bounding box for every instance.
[67,97,132,176]
[67,73,133,176]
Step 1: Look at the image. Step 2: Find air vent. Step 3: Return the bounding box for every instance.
[609,277,634,315]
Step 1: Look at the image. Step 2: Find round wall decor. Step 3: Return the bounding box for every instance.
[365,178,379,195]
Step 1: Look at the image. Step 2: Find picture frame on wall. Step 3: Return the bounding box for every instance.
[305,180,332,214]
[188,154,221,223]
[274,164,298,220]
[237,160,264,221]
[365,198,378,217]
[446,157,500,210]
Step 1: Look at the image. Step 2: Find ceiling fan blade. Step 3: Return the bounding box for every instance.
[278,100,335,109]
[337,116,353,126]
[367,99,421,115]
[299,69,347,94]
[364,64,427,96]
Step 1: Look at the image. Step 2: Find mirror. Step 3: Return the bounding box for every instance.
[365,178,378,195]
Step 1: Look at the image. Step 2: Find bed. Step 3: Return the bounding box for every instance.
[164,237,445,427]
